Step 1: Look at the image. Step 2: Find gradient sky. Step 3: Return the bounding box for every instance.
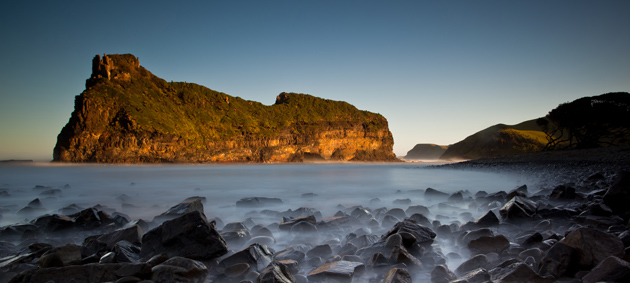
[1,1,629,161]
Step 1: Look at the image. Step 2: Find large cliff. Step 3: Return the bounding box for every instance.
[53,54,398,163]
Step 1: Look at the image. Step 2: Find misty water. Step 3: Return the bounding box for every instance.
[0,163,532,227]
[0,163,536,274]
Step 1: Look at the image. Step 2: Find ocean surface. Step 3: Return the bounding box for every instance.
[0,163,533,228]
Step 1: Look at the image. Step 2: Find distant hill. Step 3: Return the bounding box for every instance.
[53,54,398,163]
[403,144,448,160]
[439,119,548,160]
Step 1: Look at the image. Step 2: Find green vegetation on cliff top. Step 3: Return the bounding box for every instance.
[82,54,389,144]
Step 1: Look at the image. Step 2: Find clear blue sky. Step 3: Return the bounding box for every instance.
[1,1,629,161]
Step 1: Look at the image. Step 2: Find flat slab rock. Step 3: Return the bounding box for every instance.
[307,260,364,282]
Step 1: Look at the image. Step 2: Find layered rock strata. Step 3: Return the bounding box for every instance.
[53,54,398,163]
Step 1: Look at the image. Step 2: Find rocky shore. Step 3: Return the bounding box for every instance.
[1,149,630,282]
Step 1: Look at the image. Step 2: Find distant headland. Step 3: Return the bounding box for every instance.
[53,54,398,163]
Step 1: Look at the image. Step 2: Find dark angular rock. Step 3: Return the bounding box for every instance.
[406,205,430,216]
[307,260,364,283]
[279,215,316,231]
[151,256,208,283]
[113,240,141,263]
[9,263,151,283]
[306,244,333,259]
[581,256,630,283]
[38,244,82,268]
[448,192,464,202]
[71,207,114,229]
[275,247,306,263]
[455,254,489,276]
[219,243,274,273]
[467,235,510,255]
[385,208,407,219]
[153,199,204,222]
[459,268,491,283]
[559,227,625,268]
[383,267,412,283]
[474,210,500,227]
[30,214,75,233]
[380,219,436,248]
[425,188,449,200]
[603,171,630,214]
[257,261,297,283]
[237,197,283,208]
[538,242,578,278]
[460,228,494,246]
[499,196,538,221]
[97,224,144,248]
[491,261,554,282]
[431,264,457,283]
[140,211,227,260]
[550,185,577,200]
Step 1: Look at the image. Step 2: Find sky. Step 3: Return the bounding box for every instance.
[1,1,629,161]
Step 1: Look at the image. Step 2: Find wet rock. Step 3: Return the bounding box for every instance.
[460,228,494,246]
[581,256,630,283]
[97,224,144,248]
[474,210,500,227]
[219,243,273,272]
[290,221,318,235]
[431,264,457,283]
[99,251,116,263]
[408,213,432,227]
[38,244,82,268]
[458,268,491,283]
[307,260,364,283]
[382,215,401,228]
[0,241,18,258]
[602,171,630,214]
[257,261,296,283]
[140,211,227,260]
[499,196,538,221]
[549,185,577,200]
[406,205,430,216]
[60,204,84,215]
[279,215,316,231]
[538,242,578,278]
[383,267,412,283]
[151,256,208,283]
[380,219,436,248]
[559,227,624,268]
[390,245,424,271]
[386,208,407,219]
[246,236,275,247]
[9,262,152,283]
[183,196,206,203]
[113,240,141,263]
[306,244,333,259]
[468,235,510,255]
[491,261,554,283]
[425,188,449,200]
[71,207,115,229]
[153,199,204,222]
[448,192,464,202]
[455,254,489,276]
[237,197,283,208]
[275,247,306,263]
[31,214,75,233]
[518,232,543,248]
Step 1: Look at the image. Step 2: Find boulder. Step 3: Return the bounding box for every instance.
[38,244,82,268]
[425,188,449,200]
[582,256,630,283]
[467,235,510,255]
[383,267,412,283]
[279,215,316,231]
[492,261,554,283]
[257,261,297,283]
[458,268,491,283]
[151,256,208,283]
[603,171,630,214]
[474,210,500,227]
[455,254,489,276]
[460,228,494,246]
[380,219,436,248]
[97,224,144,248]
[559,227,625,268]
[499,196,537,221]
[431,264,457,283]
[549,185,577,200]
[153,199,204,222]
[140,211,227,260]
[307,260,364,283]
[219,243,274,272]
[8,263,151,283]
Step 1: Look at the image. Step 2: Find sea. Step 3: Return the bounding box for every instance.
[0,162,534,228]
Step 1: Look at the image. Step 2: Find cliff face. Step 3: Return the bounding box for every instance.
[53,54,398,163]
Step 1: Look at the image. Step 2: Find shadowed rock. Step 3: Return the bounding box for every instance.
[383,267,412,283]
[153,199,204,222]
[582,256,630,283]
[307,260,364,283]
[257,261,296,283]
[151,256,208,283]
[603,171,630,214]
[559,227,624,268]
[218,243,274,273]
[140,211,227,260]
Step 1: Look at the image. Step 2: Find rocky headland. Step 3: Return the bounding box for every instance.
[403,144,448,160]
[53,54,397,163]
[2,148,630,282]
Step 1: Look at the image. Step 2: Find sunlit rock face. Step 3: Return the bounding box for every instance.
[53,54,398,163]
